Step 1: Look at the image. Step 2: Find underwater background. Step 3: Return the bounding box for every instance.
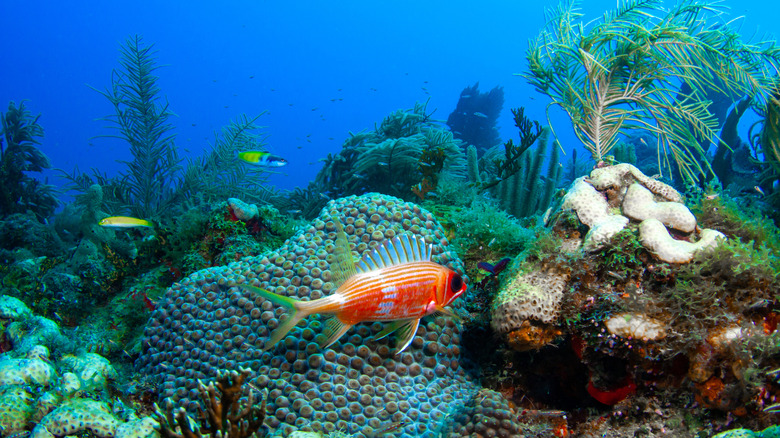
[3,0,780,437]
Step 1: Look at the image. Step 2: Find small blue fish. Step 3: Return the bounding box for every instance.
[477,257,511,275]
[473,112,488,118]
[238,151,288,167]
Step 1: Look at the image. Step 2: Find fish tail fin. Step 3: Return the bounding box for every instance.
[241,284,311,351]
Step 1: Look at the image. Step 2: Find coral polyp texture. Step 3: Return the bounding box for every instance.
[137,193,511,437]
[490,260,569,351]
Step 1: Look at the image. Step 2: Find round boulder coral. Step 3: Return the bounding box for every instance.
[491,260,569,350]
[136,193,484,437]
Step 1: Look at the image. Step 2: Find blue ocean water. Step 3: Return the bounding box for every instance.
[3,2,780,436]
[8,0,773,194]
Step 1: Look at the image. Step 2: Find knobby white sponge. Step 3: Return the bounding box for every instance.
[622,183,696,233]
[639,218,725,263]
[583,215,630,252]
[562,177,610,226]
[562,177,628,250]
[589,163,682,203]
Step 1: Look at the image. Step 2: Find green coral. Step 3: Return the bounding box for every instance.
[692,192,780,252]
[314,101,466,200]
[450,198,535,257]
[713,426,780,438]
[0,101,58,221]
[597,228,646,275]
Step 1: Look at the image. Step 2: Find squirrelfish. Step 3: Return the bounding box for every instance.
[241,220,467,353]
[98,216,153,228]
[237,151,288,167]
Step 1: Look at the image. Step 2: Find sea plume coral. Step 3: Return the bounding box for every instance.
[93,34,180,218]
[0,101,58,221]
[524,0,780,184]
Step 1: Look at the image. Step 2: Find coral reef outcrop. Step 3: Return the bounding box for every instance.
[136,193,493,437]
[558,164,725,261]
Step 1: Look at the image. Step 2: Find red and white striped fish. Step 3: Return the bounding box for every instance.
[241,220,467,353]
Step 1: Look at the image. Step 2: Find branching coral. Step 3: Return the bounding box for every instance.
[0,101,58,221]
[179,114,276,207]
[154,367,267,438]
[64,36,276,220]
[524,0,780,184]
[477,107,543,191]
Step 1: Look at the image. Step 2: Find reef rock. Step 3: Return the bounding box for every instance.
[605,313,667,342]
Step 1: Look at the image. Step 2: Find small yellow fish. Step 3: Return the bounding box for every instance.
[237,151,288,167]
[98,216,153,228]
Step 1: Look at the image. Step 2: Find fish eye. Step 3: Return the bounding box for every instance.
[450,274,463,292]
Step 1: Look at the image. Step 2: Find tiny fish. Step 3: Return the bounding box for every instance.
[369,420,409,437]
[519,409,567,418]
[477,257,511,275]
[98,216,154,229]
[754,185,765,196]
[241,219,467,353]
[461,94,472,98]
[473,111,488,118]
[237,151,288,167]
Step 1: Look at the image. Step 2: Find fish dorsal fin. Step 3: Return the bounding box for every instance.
[356,233,431,273]
[330,216,357,288]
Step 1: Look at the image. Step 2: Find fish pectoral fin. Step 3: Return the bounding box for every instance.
[393,319,421,354]
[374,320,407,341]
[435,305,461,321]
[320,317,353,349]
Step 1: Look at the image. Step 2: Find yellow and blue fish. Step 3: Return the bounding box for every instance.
[241,219,466,353]
[237,151,288,167]
[98,216,153,229]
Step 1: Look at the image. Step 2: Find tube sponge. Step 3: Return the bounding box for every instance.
[639,218,725,263]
